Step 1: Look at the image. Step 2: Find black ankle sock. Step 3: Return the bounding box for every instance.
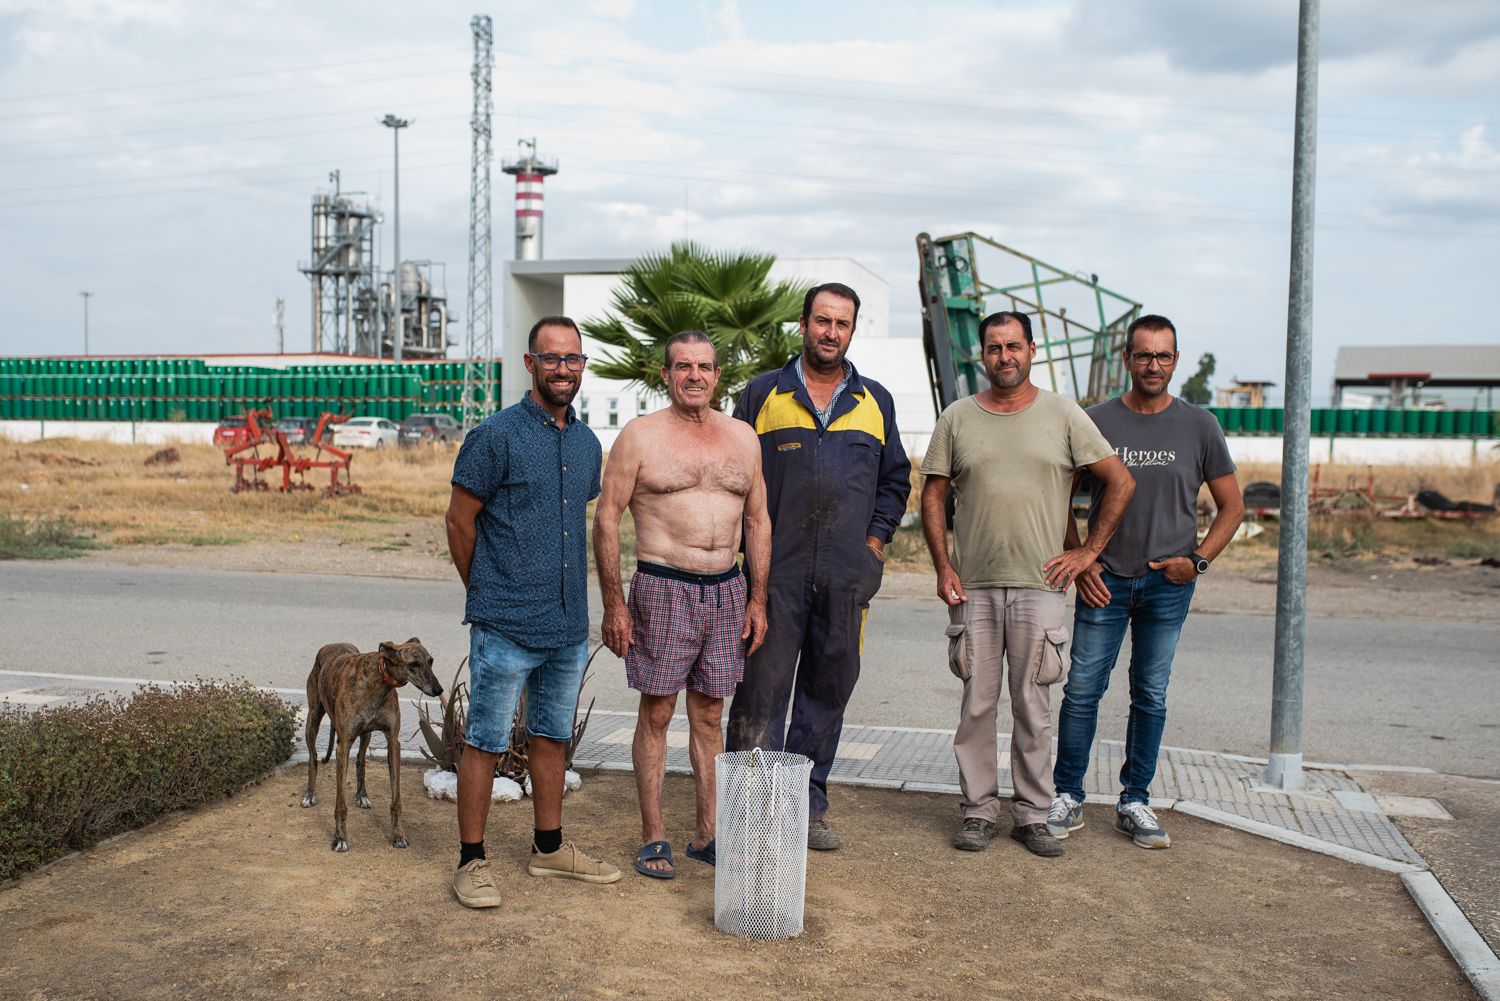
[459,840,485,869]
[533,827,562,855]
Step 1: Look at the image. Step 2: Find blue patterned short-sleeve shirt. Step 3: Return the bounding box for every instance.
[451,394,602,648]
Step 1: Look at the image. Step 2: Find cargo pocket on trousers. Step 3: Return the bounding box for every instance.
[945,604,971,682]
[1034,626,1071,686]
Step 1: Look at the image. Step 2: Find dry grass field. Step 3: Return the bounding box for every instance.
[1,436,454,555]
[2,435,1497,566]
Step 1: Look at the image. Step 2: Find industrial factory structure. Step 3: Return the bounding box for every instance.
[297,176,449,361]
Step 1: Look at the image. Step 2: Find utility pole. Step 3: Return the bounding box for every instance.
[274,297,286,354]
[382,114,410,364]
[1266,0,1320,792]
[79,291,93,355]
[463,14,495,430]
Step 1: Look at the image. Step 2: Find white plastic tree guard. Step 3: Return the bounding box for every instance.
[714,748,812,941]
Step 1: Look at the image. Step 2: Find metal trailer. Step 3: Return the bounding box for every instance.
[916,231,1143,416]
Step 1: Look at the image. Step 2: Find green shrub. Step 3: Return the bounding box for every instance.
[0,513,104,560]
[0,680,296,881]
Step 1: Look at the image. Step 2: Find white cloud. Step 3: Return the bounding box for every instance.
[0,0,1492,401]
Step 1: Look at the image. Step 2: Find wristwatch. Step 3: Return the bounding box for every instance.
[1191,552,1211,575]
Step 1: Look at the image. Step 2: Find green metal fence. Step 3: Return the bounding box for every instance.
[0,358,500,424]
[1201,406,1498,438]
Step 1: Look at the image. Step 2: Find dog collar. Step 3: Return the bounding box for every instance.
[380,662,406,688]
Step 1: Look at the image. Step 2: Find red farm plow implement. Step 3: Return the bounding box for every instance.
[222,409,361,498]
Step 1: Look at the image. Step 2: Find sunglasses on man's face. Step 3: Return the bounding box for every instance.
[1128,351,1177,367]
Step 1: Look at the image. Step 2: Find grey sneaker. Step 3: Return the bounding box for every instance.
[951,817,997,852]
[808,816,842,851]
[1010,823,1066,857]
[1046,793,1085,840]
[453,858,502,909]
[1115,802,1171,849]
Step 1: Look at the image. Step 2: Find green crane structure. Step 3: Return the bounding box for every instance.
[917,231,1143,416]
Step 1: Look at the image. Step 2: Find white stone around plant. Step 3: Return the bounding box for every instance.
[422,768,523,803]
[423,768,457,801]
[521,770,582,798]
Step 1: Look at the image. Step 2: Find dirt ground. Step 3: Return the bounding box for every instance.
[0,768,1476,1001]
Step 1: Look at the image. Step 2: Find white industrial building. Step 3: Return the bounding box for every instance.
[501,256,937,452]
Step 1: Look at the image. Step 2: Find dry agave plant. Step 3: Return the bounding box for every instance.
[415,646,599,781]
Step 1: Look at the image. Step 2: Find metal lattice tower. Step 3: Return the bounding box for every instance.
[462,14,496,430]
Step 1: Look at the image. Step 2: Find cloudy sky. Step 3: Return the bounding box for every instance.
[1,0,1496,403]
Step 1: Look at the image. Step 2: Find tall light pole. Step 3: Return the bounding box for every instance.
[79,291,93,355]
[382,114,410,364]
[1266,0,1320,792]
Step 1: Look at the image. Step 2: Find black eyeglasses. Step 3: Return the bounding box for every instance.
[529,352,588,371]
[1128,351,1177,367]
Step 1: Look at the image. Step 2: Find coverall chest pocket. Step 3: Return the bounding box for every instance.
[847,437,881,479]
[1034,626,1071,686]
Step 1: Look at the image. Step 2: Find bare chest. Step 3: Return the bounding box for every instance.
[638,428,753,497]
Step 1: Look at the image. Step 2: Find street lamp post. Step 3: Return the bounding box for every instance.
[382,114,410,365]
[79,291,93,355]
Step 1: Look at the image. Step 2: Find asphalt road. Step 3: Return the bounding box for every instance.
[4,561,1496,778]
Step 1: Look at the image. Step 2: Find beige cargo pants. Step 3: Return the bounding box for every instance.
[949,587,1070,827]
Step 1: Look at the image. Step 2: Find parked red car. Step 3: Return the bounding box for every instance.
[212,415,252,448]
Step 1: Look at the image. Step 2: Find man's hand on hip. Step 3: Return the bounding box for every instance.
[1042,546,1099,591]
[601,604,632,658]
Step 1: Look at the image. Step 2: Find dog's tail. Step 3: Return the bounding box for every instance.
[322,727,336,763]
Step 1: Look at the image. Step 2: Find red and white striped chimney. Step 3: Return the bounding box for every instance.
[501,137,558,261]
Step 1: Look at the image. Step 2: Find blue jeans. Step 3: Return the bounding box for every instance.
[1052,569,1195,806]
[465,623,589,754]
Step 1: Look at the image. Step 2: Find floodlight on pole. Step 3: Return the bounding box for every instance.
[79,291,93,356]
[382,114,410,364]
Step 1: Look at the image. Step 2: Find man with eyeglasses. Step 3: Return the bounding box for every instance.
[594,330,770,879]
[1048,314,1244,850]
[445,315,620,909]
[921,310,1134,858]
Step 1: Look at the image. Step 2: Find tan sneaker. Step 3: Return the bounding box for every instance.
[527,840,622,884]
[453,858,502,908]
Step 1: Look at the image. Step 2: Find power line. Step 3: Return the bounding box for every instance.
[2,148,1493,243]
[1,92,1480,187]
[0,67,465,123]
[0,46,468,104]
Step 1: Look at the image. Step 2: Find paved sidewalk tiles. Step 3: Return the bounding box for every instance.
[1,672,1425,867]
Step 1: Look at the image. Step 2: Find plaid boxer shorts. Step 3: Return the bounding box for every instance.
[624,560,748,698]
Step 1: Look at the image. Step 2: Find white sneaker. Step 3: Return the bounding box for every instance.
[1046,794,1085,839]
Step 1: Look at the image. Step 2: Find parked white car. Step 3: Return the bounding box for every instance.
[332,416,399,449]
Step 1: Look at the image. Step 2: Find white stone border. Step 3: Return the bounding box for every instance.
[1402,871,1500,1001]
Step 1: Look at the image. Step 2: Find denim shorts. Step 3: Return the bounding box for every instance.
[465,623,589,754]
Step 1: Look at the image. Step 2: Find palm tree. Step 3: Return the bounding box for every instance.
[582,241,809,410]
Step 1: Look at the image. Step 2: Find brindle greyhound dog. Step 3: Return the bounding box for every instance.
[301,638,443,852]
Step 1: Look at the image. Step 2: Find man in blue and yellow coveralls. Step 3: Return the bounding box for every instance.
[726,282,912,851]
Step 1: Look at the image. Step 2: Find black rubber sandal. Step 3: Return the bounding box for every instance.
[634,840,675,879]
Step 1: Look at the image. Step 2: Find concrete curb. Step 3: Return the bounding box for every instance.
[1173,800,1424,875]
[1402,871,1500,1001]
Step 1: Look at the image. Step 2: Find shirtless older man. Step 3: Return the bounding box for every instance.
[594,330,770,879]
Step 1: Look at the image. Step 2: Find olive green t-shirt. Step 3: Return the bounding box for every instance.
[921,391,1114,590]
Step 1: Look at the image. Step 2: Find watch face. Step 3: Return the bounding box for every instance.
[1195,557,1210,574]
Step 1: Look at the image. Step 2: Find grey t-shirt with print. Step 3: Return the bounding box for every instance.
[1084,396,1236,578]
